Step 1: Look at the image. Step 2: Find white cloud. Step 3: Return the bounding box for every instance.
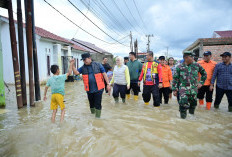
[1,0,231,60]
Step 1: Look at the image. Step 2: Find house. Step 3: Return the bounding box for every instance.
[0,16,87,84]
[184,30,232,62]
[137,52,147,63]
[72,38,113,65]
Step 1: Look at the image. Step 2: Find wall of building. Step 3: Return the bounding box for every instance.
[71,50,84,69]
[203,45,232,62]
[0,20,75,84]
[1,21,30,84]
[91,53,113,66]
[37,40,54,82]
[1,19,113,84]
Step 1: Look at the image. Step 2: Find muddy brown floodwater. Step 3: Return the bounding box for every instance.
[0,81,232,157]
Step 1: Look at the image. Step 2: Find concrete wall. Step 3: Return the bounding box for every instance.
[203,45,232,63]
[37,40,54,82]
[1,21,29,84]
[91,53,113,66]
[71,49,84,69]
[0,21,5,106]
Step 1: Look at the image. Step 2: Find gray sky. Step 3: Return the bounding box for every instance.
[1,0,232,59]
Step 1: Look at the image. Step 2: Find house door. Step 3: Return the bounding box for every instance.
[47,55,50,76]
[76,58,79,69]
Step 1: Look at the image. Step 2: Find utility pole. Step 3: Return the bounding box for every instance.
[25,0,35,106]
[166,46,169,59]
[17,0,27,106]
[146,34,153,52]
[130,31,133,52]
[134,39,138,57]
[7,0,23,108]
[31,0,41,101]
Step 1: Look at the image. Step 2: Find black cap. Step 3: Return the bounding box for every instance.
[220,52,231,57]
[203,51,212,56]
[124,57,129,60]
[81,53,90,60]
[183,51,194,57]
[159,56,165,60]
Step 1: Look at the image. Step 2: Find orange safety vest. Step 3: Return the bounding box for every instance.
[82,62,105,91]
[197,60,217,86]
[161,64,172,87]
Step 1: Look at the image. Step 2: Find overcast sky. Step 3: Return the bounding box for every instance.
[1,0,232,59]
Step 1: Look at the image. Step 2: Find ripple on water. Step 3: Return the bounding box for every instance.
[0,82,232,157]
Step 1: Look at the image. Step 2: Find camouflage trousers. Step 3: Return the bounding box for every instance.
[178,93,197,112]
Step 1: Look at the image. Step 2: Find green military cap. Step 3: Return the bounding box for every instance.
[183,51,194,57]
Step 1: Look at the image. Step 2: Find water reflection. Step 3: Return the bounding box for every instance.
[0,82,231,157]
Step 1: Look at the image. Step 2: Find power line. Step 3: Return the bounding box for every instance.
[79,0,125,37]
[72,0,90,38]
[132,0,147,30]
[122,0,146,34]
[97,0,127,32]
[110,34,130,44]
[111,0,139,32]
[98,34,130,48]
[68,0,128,46]
[43,0,128,46]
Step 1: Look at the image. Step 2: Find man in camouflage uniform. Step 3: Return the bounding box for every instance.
[172,51,207,119]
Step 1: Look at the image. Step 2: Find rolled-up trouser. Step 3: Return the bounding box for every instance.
[113,84,127,99]
[197,85,213,102]
[87,90,103,110]
[214,86,232,108]
[142,85,160,107]
[159,87,170,104]
[177,91,180,102]
[126,82,140,95]
[179,93,197,112]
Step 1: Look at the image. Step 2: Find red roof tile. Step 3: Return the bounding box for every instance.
[69,40,87,51]
[35,27,72,44]
[215,30,232,38]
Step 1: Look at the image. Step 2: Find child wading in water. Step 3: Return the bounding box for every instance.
[43,61,74,123]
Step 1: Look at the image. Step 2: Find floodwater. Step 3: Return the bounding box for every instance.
[0,81,232,157]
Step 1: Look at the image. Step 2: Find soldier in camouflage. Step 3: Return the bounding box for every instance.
[172,51,207,119]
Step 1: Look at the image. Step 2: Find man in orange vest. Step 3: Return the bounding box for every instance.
[72,53,110,118]
[197,51,217,110]
[159,56,173,104]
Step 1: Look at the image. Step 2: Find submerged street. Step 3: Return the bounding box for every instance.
[0,82,231,157]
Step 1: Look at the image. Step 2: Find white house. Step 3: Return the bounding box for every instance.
[0,16,86,84]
